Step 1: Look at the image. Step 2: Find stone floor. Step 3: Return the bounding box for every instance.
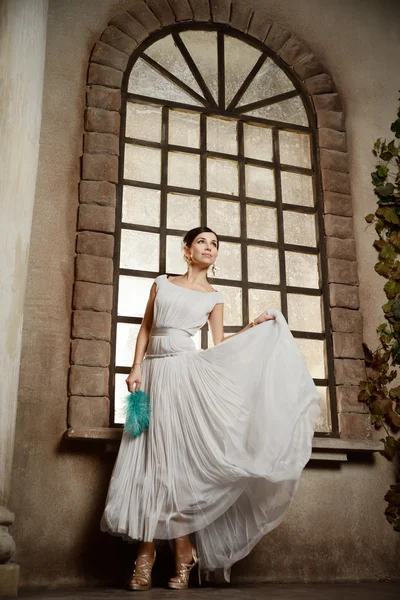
[13,582,400,599]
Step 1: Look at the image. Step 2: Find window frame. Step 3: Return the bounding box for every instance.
[110,23,337,437]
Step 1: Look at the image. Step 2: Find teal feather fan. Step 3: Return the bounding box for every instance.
[123,389,151,438]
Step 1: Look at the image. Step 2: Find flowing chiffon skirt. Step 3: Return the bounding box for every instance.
[100,274,321,582]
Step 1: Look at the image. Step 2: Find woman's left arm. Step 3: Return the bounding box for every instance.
[208,304,276,346]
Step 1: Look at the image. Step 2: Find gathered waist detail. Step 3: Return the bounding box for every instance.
[151,326,192,338]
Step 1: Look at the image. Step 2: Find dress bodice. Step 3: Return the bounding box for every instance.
[145,274,224,358]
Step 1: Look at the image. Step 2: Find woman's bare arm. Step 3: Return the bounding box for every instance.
[208,303,255,346]
[208,303,275,347]
[130,282,156,368]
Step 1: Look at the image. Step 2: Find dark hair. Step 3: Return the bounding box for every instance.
[183,227,220,251]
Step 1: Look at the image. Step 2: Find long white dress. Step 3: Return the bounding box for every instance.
[100,273,321,583]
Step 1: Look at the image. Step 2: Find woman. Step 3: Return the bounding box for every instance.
[100,226,321,590]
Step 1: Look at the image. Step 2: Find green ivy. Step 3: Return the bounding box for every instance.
[360,92,400,532]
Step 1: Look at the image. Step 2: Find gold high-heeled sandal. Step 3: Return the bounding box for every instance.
[167,545,201,589]
[128,548,156,591]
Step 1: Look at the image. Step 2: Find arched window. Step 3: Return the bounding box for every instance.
[111,26,334,436]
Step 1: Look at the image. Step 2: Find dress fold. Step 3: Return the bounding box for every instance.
[100,273,321,582]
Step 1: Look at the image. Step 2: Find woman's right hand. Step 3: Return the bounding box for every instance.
[125,365,141,393]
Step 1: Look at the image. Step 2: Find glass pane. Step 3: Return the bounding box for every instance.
[117,275,155,317]
[116,322,141,367]
[244,123,273,161]
[169,110,200,148]
[287,294,323,332]
[125,103,162,142]
[115,373,128,424]
[295,338,326,379]
[207,158,238,195]
[215,241,242,280]
[207,327,232,348]
[247,205,277,242]
[285,251,319,288]
[279,131,311,168]
[245,165,275,200]
[283,211,317,247]
[122,186,160,227]
[207,329,216,348]
[166,234,186,274]
[237,58,295,106]
[168,152,200,189]
[314,386,331,433]
[212,284,242,326]
[245,96,308,127]
[281,172,314,207]
[167,193,200,229]
[124,145,161,184]
[144,34,204,98]
[248,246,280,284]
[224,35,262,106]
[249,288,281,318]
[207,116,237,155]
[207,198,240,237]
[193,329,202,350]
[120,229,159,271]
[180,31,218,102]
[128,57,202,106]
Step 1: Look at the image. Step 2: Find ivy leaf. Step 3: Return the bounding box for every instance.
[372,171,386,186]
[389,230,400,251]
[391,342,400,365]
[378,325,394,346]
[358,389,370,403]
[392,300,400,320]
[387,140,399,156]
[388,404,400,427]
[384,484,400,505]
[379,436,398,459]
[365,213,375,223]
[390,261,400,280]
[375,261,392,277]
[372,414,383,427]
[375,220,386,236]
[361,343,374,362]
[376,184,396,199]
[384,279,400,299]
[376,204,398,220]
[390,118,400,138]
[373,239,385,251]
[382,299,395,315]
[380,243,397,261]
[376,164,389,178]
[389,386,400,399]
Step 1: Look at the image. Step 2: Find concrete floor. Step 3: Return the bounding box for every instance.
[13,582,400,599]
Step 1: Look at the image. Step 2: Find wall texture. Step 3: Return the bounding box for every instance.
[10,0,400,587]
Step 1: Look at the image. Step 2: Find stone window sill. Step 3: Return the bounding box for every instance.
[64,428,383,462]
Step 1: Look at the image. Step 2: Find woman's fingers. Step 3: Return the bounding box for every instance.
[125,376,141,393]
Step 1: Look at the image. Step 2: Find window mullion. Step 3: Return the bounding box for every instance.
[160,106,169,274]
[272,128,288,320]
[238,121,249,326]
[217,31,225,110]
[200,112,209,349]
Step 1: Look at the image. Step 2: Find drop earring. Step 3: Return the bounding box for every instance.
[211,263,217,276]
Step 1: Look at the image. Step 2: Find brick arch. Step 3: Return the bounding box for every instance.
[68,0,371,443]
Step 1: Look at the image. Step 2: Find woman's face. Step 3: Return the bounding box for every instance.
[187,232,218,267]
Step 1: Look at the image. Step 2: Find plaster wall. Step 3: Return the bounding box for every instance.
[9,0,400,587]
